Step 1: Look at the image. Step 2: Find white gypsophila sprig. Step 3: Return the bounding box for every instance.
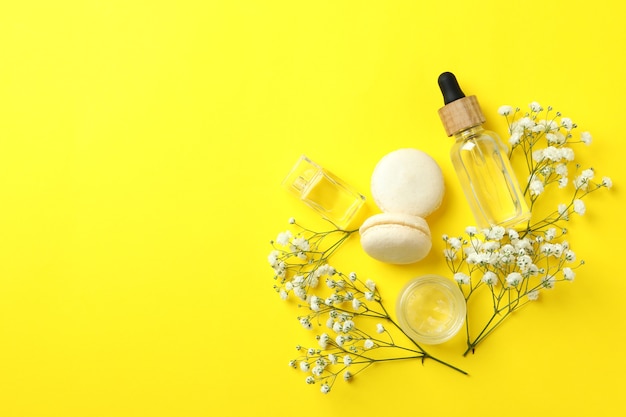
[271,220,467,394]
[443,225,584,355]
[498,104,612,232]
[441,103,612,355]
[270,218,356,300]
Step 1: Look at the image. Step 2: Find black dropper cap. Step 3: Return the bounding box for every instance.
[437,72,485,136]
[438,72,465,104]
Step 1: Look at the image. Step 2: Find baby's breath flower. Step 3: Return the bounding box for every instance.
[300,361,310,372]
[291,236,310,252]
[481,271,498,285]
[299,317,312,330]
[535,119,558,133]
[276,231,292,246]
[311,365,324,377]
[483,242,499,252]
[268,250,280,267]
[498,105,514,116]
[555,163,568,177]
[514,238,532,252]
[561,117,574,131]
[484,226,506,241]
[581,131,592,145]
[343,371,353,381]
[516,255,533,272]
[352,298,361,311]
[364,339,375,349]
[527,290,539,301]
[529,179,544,196]
[365,279,376,291]
[563,267,575,281]
[573,168,594,190]
[376,323,385,334]
[342,320,355,333]
[544,147,562,162]
[602,177,613,188]
[448,237,462,250]
[343,355,353,366]
[506,272,522,287]
[318,333,330,349]
[509,132,522,146]
[454,272,470,285]
[305,376,315,384]
[310,295,321,311]
[332,322,342,334]
[541,275,556,289]
[518,116,535,129]
[320,383,330,394]
[573,199,586,215]
[443,248,457,261]
[530,101,543,112]
[294,287,307,300]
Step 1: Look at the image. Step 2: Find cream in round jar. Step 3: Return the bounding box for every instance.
[396,275,466,344]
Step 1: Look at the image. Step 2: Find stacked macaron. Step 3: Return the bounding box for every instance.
[359,148,444,264]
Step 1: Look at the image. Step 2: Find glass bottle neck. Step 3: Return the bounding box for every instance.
[453,125,484,141]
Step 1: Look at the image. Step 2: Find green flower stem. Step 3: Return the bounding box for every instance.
[347,292,468,375]
[383,310,468,375]
[464,310,511,356]
[464,283,548,355]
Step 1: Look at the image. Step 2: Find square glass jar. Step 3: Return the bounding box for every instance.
[282,155,365,229]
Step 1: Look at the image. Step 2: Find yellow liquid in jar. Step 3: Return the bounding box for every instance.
[301,172,364,228]
[405,285,454,335]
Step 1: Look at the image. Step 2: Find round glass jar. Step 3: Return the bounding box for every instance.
[396,275,466,345]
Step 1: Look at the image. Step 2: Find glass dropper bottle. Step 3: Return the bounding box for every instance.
[437,72,530,229]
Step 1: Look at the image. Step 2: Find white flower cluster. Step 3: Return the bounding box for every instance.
[269,223,355,301]
[289,316,386,394]
[271,219,466,393]
[499,102,611,206]
[285,263,413,393]
[445,225,579,299]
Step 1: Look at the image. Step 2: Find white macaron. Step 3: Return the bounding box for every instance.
[370,148,444,218]
[359,212,432,264]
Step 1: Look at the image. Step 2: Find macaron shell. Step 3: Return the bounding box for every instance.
[359,213,432,264]
[371,148,444,217]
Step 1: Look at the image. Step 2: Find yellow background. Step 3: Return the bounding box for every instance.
[0,1,624,416]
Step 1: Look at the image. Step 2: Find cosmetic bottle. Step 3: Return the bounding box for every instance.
[283,155,366,229]
[437,72,530,229]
